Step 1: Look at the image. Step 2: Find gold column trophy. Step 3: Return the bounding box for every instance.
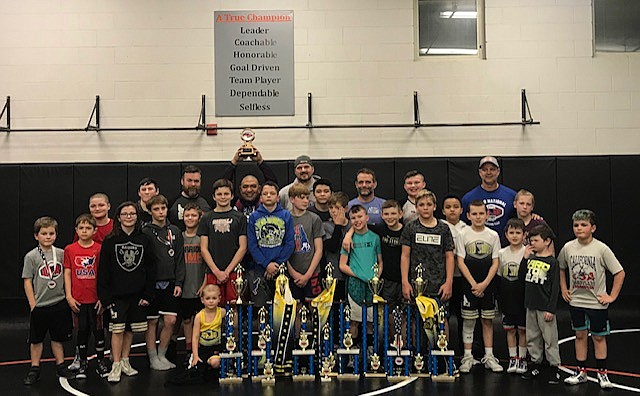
[337,303,360,379]
[411,263,430,378]
[225,308,237,353]
[322,261,335,290]
[320,323,335,382]
[412,263,426,297]
[277,263,287,295]
[298,306,310,351]
[252,306,273,383]
[342,304,353,350]
[239,128,257,160]
[232,264,247,304]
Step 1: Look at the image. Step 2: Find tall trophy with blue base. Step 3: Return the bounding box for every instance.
[386,305,411,381]
[251,306,274,384]
[219,307,244,383]
[410,264,431,378]
[363,262,387,378]
[429,304,458,382]
[336,303,360,379]
[292,305,315,381]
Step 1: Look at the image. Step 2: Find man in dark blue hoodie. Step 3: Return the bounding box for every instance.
[247,181,295,307]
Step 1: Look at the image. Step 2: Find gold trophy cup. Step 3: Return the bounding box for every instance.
[412,263,426,297]
[239,128,257,160]
[232,264,247,304]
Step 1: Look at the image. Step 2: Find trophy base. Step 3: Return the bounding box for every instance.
[220,352,243,359]
[388,375,410,383]
[219,377,244,384]
[292,374,315,381]
[292,349,316,356]
[431,373,457,382]
[336,373,360,380]
[336,348,360,355]
[431,350,455,356]
[364,372,387,378]
[251,375,265,382]
[410,372,432,378]
[386,350,411,357]
[320,376,332,382]
[261,378,276,386]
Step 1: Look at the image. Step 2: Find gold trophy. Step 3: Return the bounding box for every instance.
[277,263,287,295]
[368,262,384,301]
[263,361,275,385]
[436,307,448,352]
[412,263,426,297]
[343,304,353,350]
[257,307,268,350]
[321,358,333,382]
[239,128,257,160]
[232,264,247,304]
[414,353,425,373]
[430,304,457,382]
[370,353,381,372]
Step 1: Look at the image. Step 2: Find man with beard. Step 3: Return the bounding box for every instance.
[347,168,386,226]
[279,155,320,212]
[221,146,278,219]
[169,165,212,231]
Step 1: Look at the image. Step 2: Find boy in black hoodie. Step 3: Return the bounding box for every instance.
[98,202,155,383]
[143,195,185,370]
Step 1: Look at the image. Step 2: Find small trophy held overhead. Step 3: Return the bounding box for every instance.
[239,128,257,160]
[232,264,247,304]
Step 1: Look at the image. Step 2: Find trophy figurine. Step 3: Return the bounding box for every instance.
[323,261,335,290]
[262,361,275,385]
[225,308,237,353]
[370,353,381,372]
[232,264,247,304]
[412,263,426,297]
[239,128,257,160]
[414,353,425,373]
[343,305,353,350]
[277,263,287,295]
[298,306,310,351]
[321,357,333,382]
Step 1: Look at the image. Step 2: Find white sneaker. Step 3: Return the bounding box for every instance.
[516,358,527,374]
[68,348,81,371]
[597,370,613,389]
[459,356,475,373]
[507,357,518,373]
[564,369,588,385]
[107,361,122,383]
[121,358,138,376]
[481,355,504,372]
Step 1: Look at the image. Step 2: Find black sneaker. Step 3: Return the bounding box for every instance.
[183,352,193,368]
[96,358,110,378]
[547,367,561,384]
[521,363,541,380]
[75,360,88,379]
[56,363,76,380]
[23,366,40,385]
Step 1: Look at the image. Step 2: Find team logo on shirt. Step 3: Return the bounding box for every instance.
[115,242,144,272]
[212,218,233,233]
[485,199,506,226]
[502,261,520,281]
[465,240,492,259]
[293,224,311,254]
[38,260,63,280]
[74,255,97,279]
[569,256,596,290]
[255,216,285,248]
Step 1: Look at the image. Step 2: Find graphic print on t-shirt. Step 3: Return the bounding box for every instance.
[212,218,233,233]
[116,242,144,272]
[293,224,311,254]
[569,256,596,290]
[255,216,286,248]
[39,260,63,281]
[466,240,492,259]
[74,255,97,279]
[525,258,550,285]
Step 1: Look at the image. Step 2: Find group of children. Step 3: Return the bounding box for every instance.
[22,173,625,390]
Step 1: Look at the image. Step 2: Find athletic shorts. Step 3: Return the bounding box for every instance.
[198,344,224,365]
[206,272,239,305]
[179,298,203,320]
[147,283,179,319]
[502,312,526,330]
[381,279,403,307]
[29,300,73,344]
[461,286,496,320]
[109,296,148,333]
[289,272,322,301]
[569,306,610,336]
[73,302,104,332]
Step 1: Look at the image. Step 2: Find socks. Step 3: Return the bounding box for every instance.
[596,358,607,372]
[464,349,473,359]
[518,346,527,359]
[484,347,494,357]
[508,346,517,358]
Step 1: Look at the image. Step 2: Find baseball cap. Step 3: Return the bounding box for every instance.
[478,156,500,169]
[294,155,313,168]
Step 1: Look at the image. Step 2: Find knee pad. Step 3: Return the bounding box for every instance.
[462,319,475,344]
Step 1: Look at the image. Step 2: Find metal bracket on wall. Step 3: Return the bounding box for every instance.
[0,96,9,132]
[85,95,100,132]
[0,90,539,132]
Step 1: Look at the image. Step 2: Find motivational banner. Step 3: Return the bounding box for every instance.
[214,10,294,116]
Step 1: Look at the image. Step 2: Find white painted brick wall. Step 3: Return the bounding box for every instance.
[0,0,638,164]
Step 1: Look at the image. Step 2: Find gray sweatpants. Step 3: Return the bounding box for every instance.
[526,308,561,367]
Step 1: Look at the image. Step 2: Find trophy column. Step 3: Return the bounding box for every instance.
[292,305,315,381]
[336,303,360,379]
[364,262,387,378]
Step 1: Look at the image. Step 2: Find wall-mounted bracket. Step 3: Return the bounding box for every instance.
[85,95,100,132]
[0,96,10,132]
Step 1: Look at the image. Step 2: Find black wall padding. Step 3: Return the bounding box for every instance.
[127,163,181,203]
[3,155,638,300]
[341,159,395,201]
[0,166,20,298]
[556,157,613,246]
[73,163,128,227]
[394,158,448,205]
[502,157,558,235]
[610,156,640,294]
[19,165,75,278]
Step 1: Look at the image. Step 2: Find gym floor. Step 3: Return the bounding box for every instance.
[1,300,638,396]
